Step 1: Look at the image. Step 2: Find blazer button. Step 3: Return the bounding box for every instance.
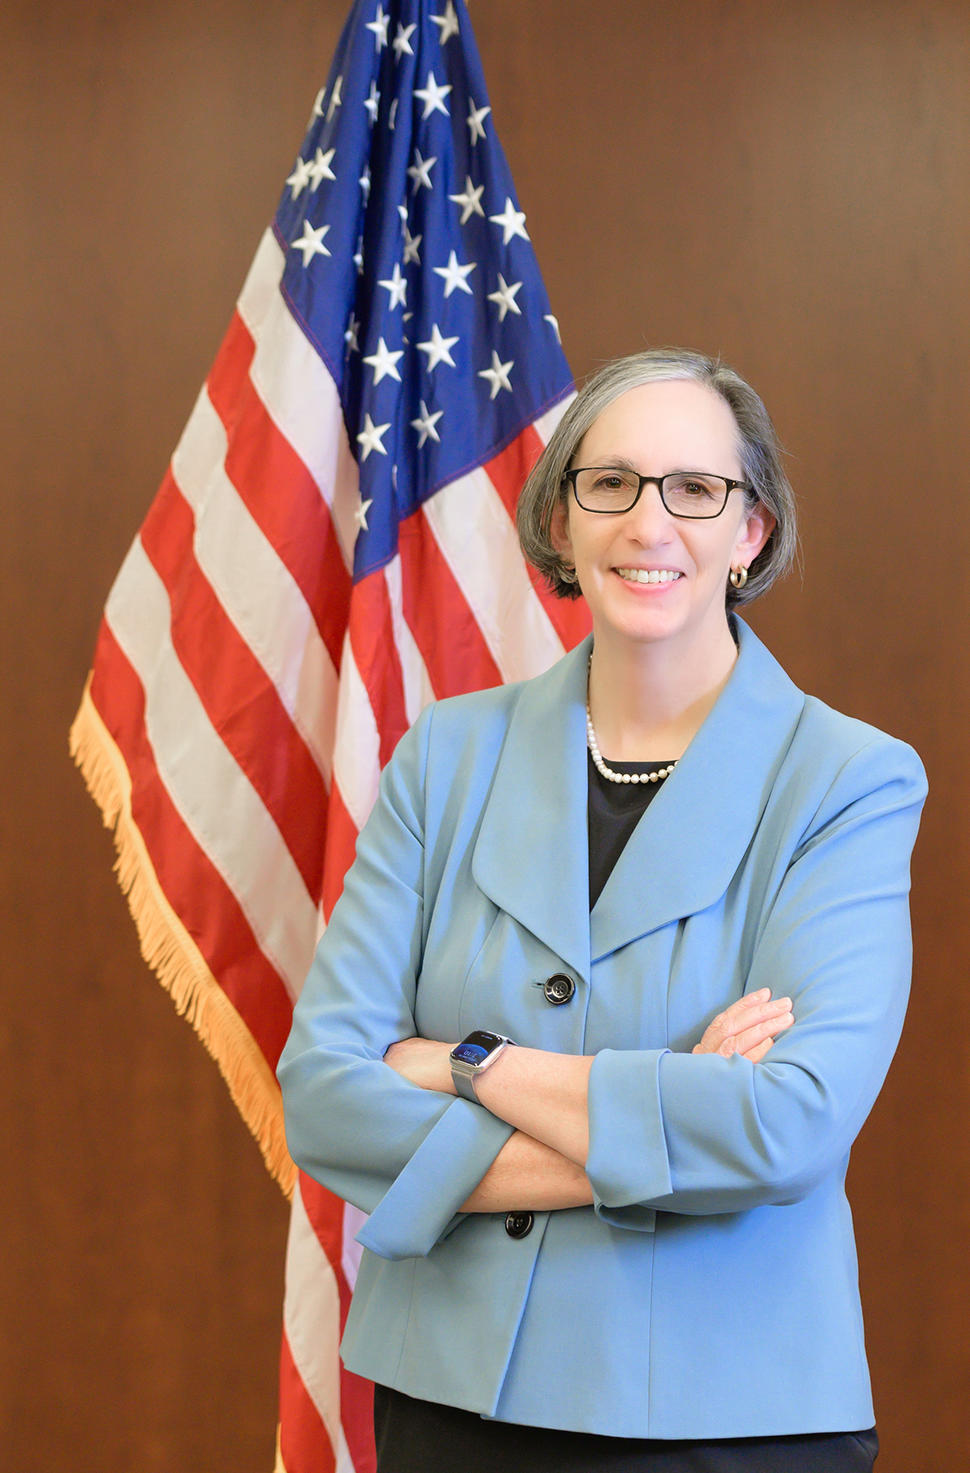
[542,973,575,1006]
[504,1211,534,1239]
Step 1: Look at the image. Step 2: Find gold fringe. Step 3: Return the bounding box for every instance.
[69,676,297,1199]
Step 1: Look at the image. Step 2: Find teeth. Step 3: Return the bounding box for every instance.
[617,568,681,584]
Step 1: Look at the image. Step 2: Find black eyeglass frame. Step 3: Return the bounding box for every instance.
[563,467,753,520]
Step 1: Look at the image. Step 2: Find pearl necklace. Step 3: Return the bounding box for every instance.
[585,659,678,786]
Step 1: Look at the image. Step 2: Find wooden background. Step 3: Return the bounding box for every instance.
[3,1,967,1468]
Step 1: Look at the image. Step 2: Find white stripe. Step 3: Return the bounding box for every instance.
[236,230,361,575]
[383,556,435,728]
[170,383,338,783]
[534,390,575,445]
[283,1183,345,1463]
[341,1201,367,1293]
[423,466,566,682]
[105,538,318,997]
[330,632,382,835]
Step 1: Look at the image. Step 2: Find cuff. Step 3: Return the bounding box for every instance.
[585,1048,672,1230]
[355,1096,515,1260]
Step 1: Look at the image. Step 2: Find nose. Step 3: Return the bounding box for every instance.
[625,480,675,543]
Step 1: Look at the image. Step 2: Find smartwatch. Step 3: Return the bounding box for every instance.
[450,1030,516,1101]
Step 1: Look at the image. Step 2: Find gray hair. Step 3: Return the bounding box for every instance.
[517,347,797,607]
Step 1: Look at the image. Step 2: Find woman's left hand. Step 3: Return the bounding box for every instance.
[384,1036,456,1094]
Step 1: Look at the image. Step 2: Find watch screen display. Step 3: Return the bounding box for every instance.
[452,1042,490,1066]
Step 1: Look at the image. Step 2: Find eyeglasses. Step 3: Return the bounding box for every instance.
[564,467,752,519]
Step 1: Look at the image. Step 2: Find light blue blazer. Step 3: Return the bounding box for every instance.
[278,620,927,1439]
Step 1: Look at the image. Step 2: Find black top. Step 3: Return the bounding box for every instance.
[587,751,673,908]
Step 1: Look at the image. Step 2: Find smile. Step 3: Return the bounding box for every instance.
[615,568,683,585]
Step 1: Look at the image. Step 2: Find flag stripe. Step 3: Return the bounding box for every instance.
[140,474,329,900]
[88,623,293,1065]
[422,460,566,683]
[279,1326,338,1473]
[206,310,352,670]
[347,571,410,769]
[238,229,362,575]
[171,382,338,783]
[105,536,318,994]
[399,507,503,699]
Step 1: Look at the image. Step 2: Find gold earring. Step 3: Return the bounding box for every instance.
[729,566,749,590]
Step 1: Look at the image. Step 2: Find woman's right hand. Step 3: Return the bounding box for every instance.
[692,988,794,1063]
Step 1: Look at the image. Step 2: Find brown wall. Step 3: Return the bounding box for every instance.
[3,1,967,1468]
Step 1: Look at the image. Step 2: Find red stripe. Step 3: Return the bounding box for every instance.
[321,781,360,923]
[348,573,409,768]
[139,475,328,902]
[486,428,592,653]
[206,312,352,671]
[279,1325,337,1473]
[90,620,293,1070]
[298,1174,377,1473]
[398,507,503,699]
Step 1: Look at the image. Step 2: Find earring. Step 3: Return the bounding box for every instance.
[559,562,578,585]
[729,566,749,590]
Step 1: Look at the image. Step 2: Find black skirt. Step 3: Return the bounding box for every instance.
[373,1386,878,1473]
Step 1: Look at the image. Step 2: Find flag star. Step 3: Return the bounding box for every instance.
[365,3,389,50]
[364,80,381,124]
[417,323,459,371]
[414,70,452,119]
[431,1,460,44]
[466,99,491,144]
[353,235,364,274]
[402,225,422,265]
[449,175,485,224]
[285,157,313,199]
[308,146,336,189]
[357,412,391,460]
[359,164,371,200]
[344,313,361,353]
[434,249,476,298]
[411,399,444,448]
[478,350,514,399]
[291,221,331,265]
[378,262,408,310]
[544,313,562,343]
[310,87,325,120]
[488,273,523,321]
[363,335,404,385]
[355,497,373,531]
[407,149,436,193]
[388,97,399,130]
[392,21,416,58]
[326,75,343,119]
[489,197,529,245]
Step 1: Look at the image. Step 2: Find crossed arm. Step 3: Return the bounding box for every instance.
[385,989,794,1212]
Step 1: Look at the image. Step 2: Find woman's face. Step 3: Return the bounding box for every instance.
[551,379,774,659]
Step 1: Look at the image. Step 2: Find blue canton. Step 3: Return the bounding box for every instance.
[274,0,573,579]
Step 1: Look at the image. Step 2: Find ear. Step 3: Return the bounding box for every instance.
[734,502,775,568]
[549,497,573,562]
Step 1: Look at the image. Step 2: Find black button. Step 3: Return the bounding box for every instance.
[504,1212,534,1239]
[542,973,575,1006]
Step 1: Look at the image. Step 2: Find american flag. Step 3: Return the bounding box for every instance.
[70,0,589,1468]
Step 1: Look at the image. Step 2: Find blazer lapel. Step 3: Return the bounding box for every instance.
[590,620,806,960]
[472,636,594,980]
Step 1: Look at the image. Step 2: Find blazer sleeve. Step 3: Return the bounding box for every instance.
[277,706,514,1261]
[585,734,927,1225]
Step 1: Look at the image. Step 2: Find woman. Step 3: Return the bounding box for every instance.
[278,348,926,1471]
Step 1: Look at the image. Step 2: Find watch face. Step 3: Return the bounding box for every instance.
[452,1030,503,1067]
[452,1041,490,1066]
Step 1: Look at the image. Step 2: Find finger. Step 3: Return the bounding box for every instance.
[742,1037,775,1064]
[706,995,792,1044]
[731,1011,794,1056]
